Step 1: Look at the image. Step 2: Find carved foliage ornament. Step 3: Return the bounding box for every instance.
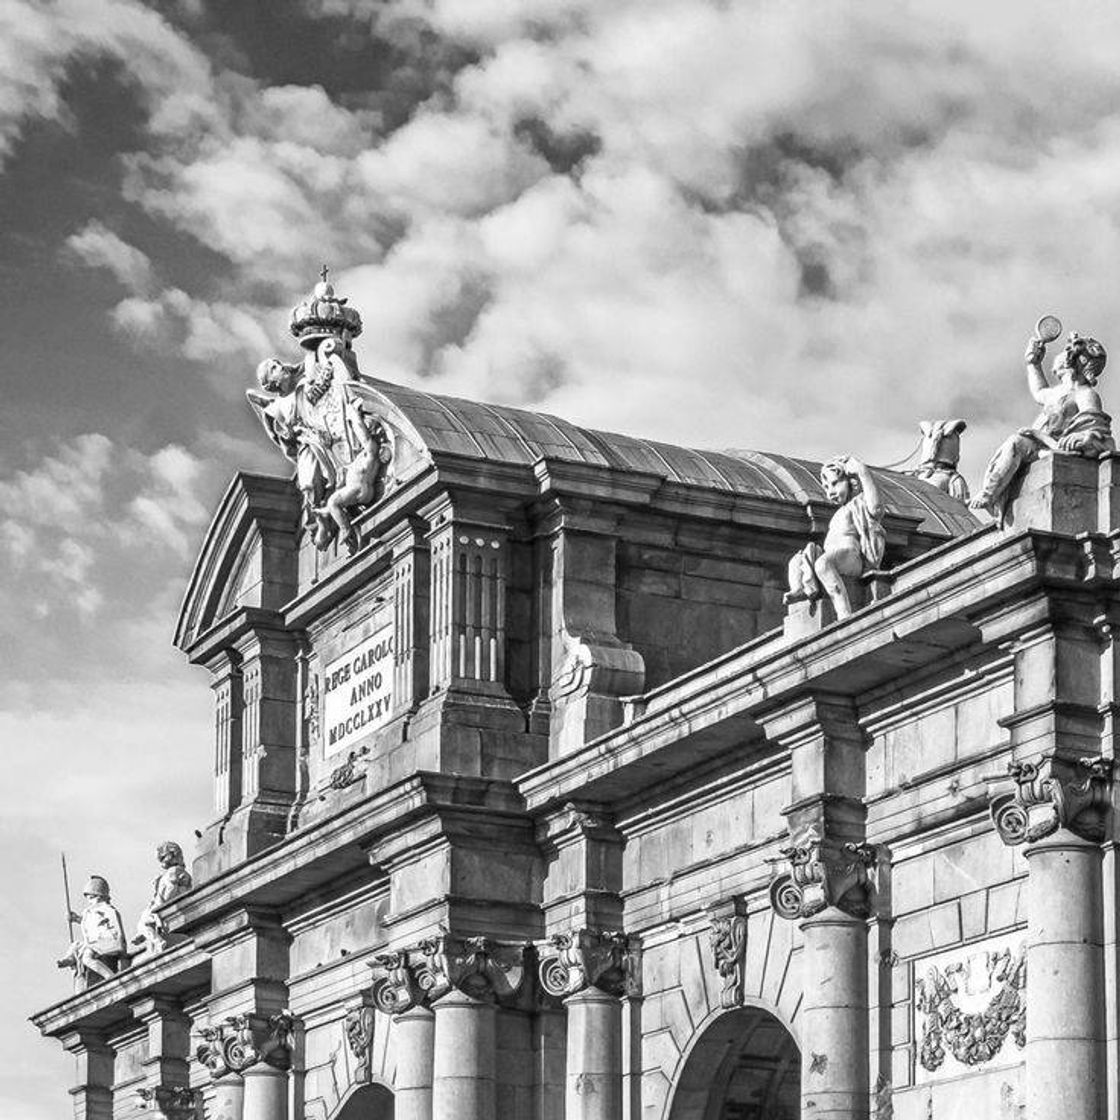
[343,999,375,1084]
[769,826,876,920]
[988,755,1113,846]
[537,929,641,999]
[707,915,747,1009]
[136,1086,199,1120]
[916,947,1026,1071]
[195,1012,294,1077]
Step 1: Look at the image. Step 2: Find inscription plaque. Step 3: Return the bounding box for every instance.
[322,624,395,756]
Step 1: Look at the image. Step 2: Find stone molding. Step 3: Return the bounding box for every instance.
[707,912,747,1009]
[136,1085,199,1120]
[369,937,529,1011]
[769,826,876,920]
[987,754,1113,845]
[195,1012,294,1076]
[537,928,641,999]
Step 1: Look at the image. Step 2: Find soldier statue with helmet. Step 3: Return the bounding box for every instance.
[56,875,127,990]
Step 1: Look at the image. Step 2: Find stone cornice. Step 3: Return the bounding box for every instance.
[161,773,527,933]
[517,527,1109,814]
[31,942,210,1040]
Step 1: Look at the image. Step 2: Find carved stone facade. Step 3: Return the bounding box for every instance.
[32,290,1120,1120]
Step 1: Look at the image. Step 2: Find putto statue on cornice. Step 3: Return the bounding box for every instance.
[247,268,396,553]
[785,456,886,620]
[133,840,192,956]
[970,316,1114,524]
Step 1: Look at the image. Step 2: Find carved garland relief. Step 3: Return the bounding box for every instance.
[913,936,1026,1082]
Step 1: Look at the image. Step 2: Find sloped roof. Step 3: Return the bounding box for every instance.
[372,380,979,539]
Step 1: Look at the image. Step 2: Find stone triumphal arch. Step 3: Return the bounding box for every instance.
[33,280,1120,1120]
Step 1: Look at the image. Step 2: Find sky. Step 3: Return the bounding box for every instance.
[5,0,1120,1113]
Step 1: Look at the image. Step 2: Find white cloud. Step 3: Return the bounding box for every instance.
[63,221,154,294]
[0,435,215,632]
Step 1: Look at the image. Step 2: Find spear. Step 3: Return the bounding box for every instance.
[61,852,75,943]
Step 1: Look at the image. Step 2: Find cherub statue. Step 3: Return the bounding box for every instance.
[786,456,886,619]
[314,388,394,553]
[969,328,1114,523]
[133,841,193,955]
[911,419,969,501]
[247,339,395,552]
[57,875,127,990]
[247,357,339,549]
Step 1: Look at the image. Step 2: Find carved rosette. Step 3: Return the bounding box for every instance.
[136,1086,199,1120]
[343,996,376,1084]
[769,826,876,920]
[195,1012,294,1077]
[707,915,747,1009]
[537,928,641,999]
[988,755,1113,846]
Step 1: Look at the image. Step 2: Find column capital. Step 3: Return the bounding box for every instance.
[988,754,1113,846]
[371,937,529,1010]
[136,1086,199,1120]
[369,949,424,1014]
[537,928,641,999]
[195,1011,294,1077]
[769,825,876,921]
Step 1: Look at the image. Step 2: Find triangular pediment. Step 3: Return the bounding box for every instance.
[173,472,301,655]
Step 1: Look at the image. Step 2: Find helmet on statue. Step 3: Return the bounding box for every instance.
[83,875,110,900]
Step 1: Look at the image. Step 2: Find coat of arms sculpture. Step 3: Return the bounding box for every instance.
[247,268,396,552]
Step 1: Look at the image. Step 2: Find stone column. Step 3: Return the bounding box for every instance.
[209,1076,244,1120]
[432,990,497,1119]
[537,928,640,1120]
[241,1065,288,1120]
[989,755,1112,1120]
[799,907,869,1118]
[60,1029,113,1120]
[393,1007,435,1120]
[770,833,874,1120]
[196,1012,294,1120]
[371,936,527,1120]
[761,695,873,1120]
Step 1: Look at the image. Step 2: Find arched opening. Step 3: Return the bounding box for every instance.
[667,1005,800,1120]
[330,1083,394,1120]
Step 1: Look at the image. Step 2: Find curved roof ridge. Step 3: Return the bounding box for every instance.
[368,380,979,539]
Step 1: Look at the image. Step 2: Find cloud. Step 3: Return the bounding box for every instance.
[62,221,154,293]
[0,436,216,656]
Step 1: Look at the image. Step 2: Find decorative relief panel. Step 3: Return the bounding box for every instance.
[707,914,747,1009]
[913,934,1026,1083]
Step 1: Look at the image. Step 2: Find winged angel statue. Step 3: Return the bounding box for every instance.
[247,272,396,552]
